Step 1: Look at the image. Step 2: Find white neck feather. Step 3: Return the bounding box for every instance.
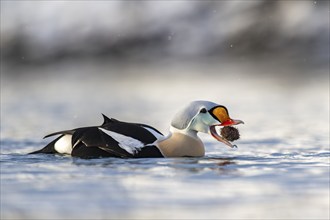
[169,126,199,139]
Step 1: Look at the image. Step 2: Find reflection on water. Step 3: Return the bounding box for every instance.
[62,155,238,176]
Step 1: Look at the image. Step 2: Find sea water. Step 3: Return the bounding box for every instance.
[1,61,329,219]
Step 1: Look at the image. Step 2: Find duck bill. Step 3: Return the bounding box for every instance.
[220,119,244,127]
[209,118,243,148]
[209,125,236,148]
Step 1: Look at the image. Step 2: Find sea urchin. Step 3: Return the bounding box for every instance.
[220,126,240,142]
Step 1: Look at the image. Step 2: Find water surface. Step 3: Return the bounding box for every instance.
[1,62,329,219]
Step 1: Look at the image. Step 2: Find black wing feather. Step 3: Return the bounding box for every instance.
[101,118,163,144]
[71,127,133,158]
[43,129,75,139]
[29,135,64,154]
[33,114,164,158]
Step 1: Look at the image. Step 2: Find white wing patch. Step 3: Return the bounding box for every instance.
[141,126,163,140]
[54,134,73,154]
[99,128,144,155]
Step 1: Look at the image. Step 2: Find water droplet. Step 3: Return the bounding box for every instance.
[230,44,233,48]
[168,35,172,41]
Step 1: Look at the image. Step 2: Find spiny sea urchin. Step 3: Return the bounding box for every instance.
[220,126,240,142]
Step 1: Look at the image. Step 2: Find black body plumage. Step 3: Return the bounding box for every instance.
[30,114,164,159]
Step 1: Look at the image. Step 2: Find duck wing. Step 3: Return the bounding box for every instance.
[71,126,133,158]
[72,115,163,158]
[100,114,163,144]
[32,114,164,158]
[71,115,164,158]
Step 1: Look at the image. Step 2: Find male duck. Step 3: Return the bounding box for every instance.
[30,100,244,159]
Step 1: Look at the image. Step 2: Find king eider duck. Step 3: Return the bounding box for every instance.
[30,101,244,159]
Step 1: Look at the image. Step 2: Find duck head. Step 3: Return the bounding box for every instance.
[171,100,244,148]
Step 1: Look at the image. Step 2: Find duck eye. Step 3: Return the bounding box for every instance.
[199,108,207,113]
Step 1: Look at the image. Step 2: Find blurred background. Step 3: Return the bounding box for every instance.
[1,1,329,65]
[1,0,329,143]
[1,1,329,219]
[1,0,329,136]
